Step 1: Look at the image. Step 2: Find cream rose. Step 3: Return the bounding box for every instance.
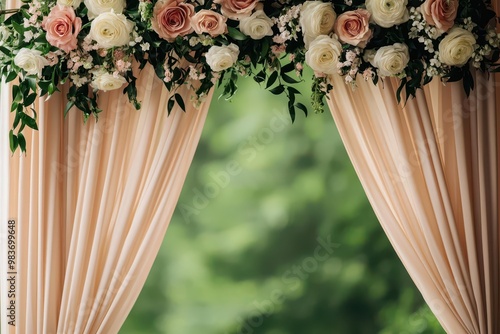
[152,0,195,41]
[438,27,476,66]
[14,48,49,77]
[305,35,342,75]
[191,9,227,37]
[239,10,273,40]
[42,5,82,53]
[89,11,134,48]
[57,0,82,8]
[370,43,410,76]
[334,9,372,48]
[213,0,260,20]
[91,72,127,91]
[421,0,458,32]
[84,0,125,19]
[205,43,239,72]
[365,0,409,28]
[300,1,337,48]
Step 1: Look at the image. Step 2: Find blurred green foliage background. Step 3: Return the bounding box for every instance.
[120,73,445,334]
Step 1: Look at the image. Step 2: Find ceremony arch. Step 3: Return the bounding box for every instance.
[1,0,499,333]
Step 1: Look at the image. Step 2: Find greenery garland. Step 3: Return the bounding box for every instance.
[0,0,498,152]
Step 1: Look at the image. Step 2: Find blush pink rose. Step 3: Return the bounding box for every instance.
[42,5,82,53]
[152,0,195,41]
[334,9,372,48]
[213,0,260,20]
[191,9,227,37]
[422,0,458,32]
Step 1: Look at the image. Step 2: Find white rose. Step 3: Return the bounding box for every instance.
[57,0,82,8]
[305,35,342,74]
[300,1,337,48]
[365,0,409,28]
[14,48,49,77]
[89,11,134,48]
[91,72,127,91]
[370,43,410,77]
[239,10,273,40]
[84,0,125,19]
[205,43,240,72]
[438,27,476,66]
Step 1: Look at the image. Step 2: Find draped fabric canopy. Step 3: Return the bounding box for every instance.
[324,3,500,332]
[0,45,213,333]
[326,72,500,333]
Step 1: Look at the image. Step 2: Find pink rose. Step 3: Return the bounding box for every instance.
[191,9,227,37]
[334,9,372,48]
[42,5,82,53]
[213,0,260,20]
[152,0,194,41]
[421,0,458,32]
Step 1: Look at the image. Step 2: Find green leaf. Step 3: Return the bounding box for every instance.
[295,102,308,117]
[396,78,407,104]
[260,38,270,59]
[9,130,18,153]
[11,102,18,113]
[16,103,23,117]
[222,77,238,99]
[48,83,57,95]
[6,71,17,83]
[34,34,47,43]
[24,93,37,106]
[167,95,175,115]
[20,80,30,95]
[288,104,296,123]
[253,71,266,83]
[184,53,198,63]
[287,86,301,95]
[462,69,474,97]
[217,70,226,87]
[64,100,75,117]
[253,74,266,83]
[26,76,37,92]
[21,113,38,130]
[280,62,295,73]
[0,46,10,56]
[174,93,185,112]
[12,21,24,35]
[12,85,22,103]
[281,73,300,84]
[17,133,26,153]
[38,80,50,95]
[269,85,285,95]
[266,71,278,89]
[227,26,248,41]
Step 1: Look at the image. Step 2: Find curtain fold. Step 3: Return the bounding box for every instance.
[326,71,499,333]
[0,9,213,330]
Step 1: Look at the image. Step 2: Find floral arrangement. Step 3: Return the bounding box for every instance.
[0,0,498,152]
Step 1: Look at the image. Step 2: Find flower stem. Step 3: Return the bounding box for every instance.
[0,9,20,15]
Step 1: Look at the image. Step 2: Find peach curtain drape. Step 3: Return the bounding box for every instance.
[0,37,213,334]
[326,71,500,333]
